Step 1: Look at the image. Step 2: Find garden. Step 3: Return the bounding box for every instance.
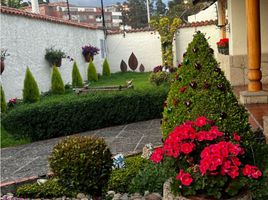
[1,31,268,200]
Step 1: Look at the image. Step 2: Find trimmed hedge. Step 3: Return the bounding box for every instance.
[2,88,168,141]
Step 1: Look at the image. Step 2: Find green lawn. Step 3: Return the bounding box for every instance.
[1,125,30,148]
[1,71,165,148]
[90,71,153,90]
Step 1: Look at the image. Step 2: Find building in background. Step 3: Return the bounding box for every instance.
[24,2,122,29]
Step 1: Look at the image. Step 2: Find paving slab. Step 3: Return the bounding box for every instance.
[0,119,162,183]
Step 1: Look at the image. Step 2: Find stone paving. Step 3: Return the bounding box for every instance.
[0,119,162,184]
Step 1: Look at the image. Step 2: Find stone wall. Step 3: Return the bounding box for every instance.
[218,53,268,86]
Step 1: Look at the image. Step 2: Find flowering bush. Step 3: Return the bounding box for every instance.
[217,38,229,55]
[151,116,262,199]
[82,45,100,57]
[8,98,17,108]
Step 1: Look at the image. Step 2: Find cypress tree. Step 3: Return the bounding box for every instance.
[102,58,111,77]
[72,62,83,88]
[23,67,40,103]
[1,86,7,112]
[162,31,252,148]
[51,66,65,94]
[87,60,98,82]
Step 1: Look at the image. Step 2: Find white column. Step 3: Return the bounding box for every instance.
[31,0,40,14]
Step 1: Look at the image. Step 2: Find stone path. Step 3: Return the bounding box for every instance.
[0,119,162,184]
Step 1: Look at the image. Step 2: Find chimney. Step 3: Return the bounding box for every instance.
[31,0,40,14]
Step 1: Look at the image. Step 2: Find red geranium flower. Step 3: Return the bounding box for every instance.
[176,169,193,186]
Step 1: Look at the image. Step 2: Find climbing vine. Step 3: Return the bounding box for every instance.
[150,17,181,68]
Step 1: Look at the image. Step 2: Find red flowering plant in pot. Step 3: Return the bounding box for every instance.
[82,45,100,62]
[151,116,262,199]
[216,38,229,55]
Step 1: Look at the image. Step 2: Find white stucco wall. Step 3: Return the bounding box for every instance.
[106,32,162,72]
[228,0,268,55]
[0,13,105,100]
[175,25,221,63]
[188,2,218,23]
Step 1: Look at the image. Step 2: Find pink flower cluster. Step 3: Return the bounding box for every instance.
[150,116,262,186]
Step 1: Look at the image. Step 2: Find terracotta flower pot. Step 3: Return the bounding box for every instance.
[84,54,94,62]
[163,179,252,200]
[51,58,62,67]
[0,60,5,75]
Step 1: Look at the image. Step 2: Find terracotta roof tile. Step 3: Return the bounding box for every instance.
[0,6,100,30]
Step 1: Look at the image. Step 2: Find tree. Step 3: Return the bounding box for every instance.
[1,0,22,8]
[72,62,83,88]
[23,67,40,103]
[150,17,181,68]
[161,31,253,151]
[51,66,65,94]
[102,58,111,77]
[155,0,166,16]
[87,60,98,82]
[1,86,7,113]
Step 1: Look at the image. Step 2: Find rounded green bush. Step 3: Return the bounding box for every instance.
[149,71,171,86]
[72,62,83,88]
[49,136,113,197]
[108,155,147,193]
[87,60,98,81]
[23,67,40,103]
[16,179,75,198]
[102,58,111,77]
[162,31,252,149]
[51,66,65,94]
[1,86,7,112]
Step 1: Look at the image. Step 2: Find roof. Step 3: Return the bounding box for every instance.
[107,20,217,35]
[0,6,100,30]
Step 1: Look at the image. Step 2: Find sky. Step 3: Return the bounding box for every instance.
[51,0,170,7]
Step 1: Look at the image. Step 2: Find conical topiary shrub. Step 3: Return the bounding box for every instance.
[23,67,40,103]
[72,62,83,88]
[102,58,111,77]
[162,31,252,148]
[87,60,98,82]
[1,86,7,112]
[51,66,65,94]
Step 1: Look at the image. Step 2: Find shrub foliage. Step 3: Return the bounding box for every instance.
[49,136,113,197]
[16,179,75,198]
[51,66,65,94]
[161,31,252,150]
[102,58,111,77]
[2,88,167,141]
[1,86,7,112]
[108,156,147,193]
[23,67,40,103]
[72,62,83,88]
[88,60,98,81]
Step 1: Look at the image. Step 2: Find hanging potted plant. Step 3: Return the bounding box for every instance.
[1,49,10,75]
[45,47,66,67]
[82,45,100,62]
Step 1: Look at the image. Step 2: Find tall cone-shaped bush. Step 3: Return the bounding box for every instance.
[102,58,111,77]
[1,86,7,112]
[72,62,83,88]
[51,66,65,94]
[87,60,98,81]
[162,31,252,148]
[23,67,40,103]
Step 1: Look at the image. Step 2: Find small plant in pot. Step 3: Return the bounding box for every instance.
[82,45,100,62]
[1,48,10,74]
[45,47,66,67]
